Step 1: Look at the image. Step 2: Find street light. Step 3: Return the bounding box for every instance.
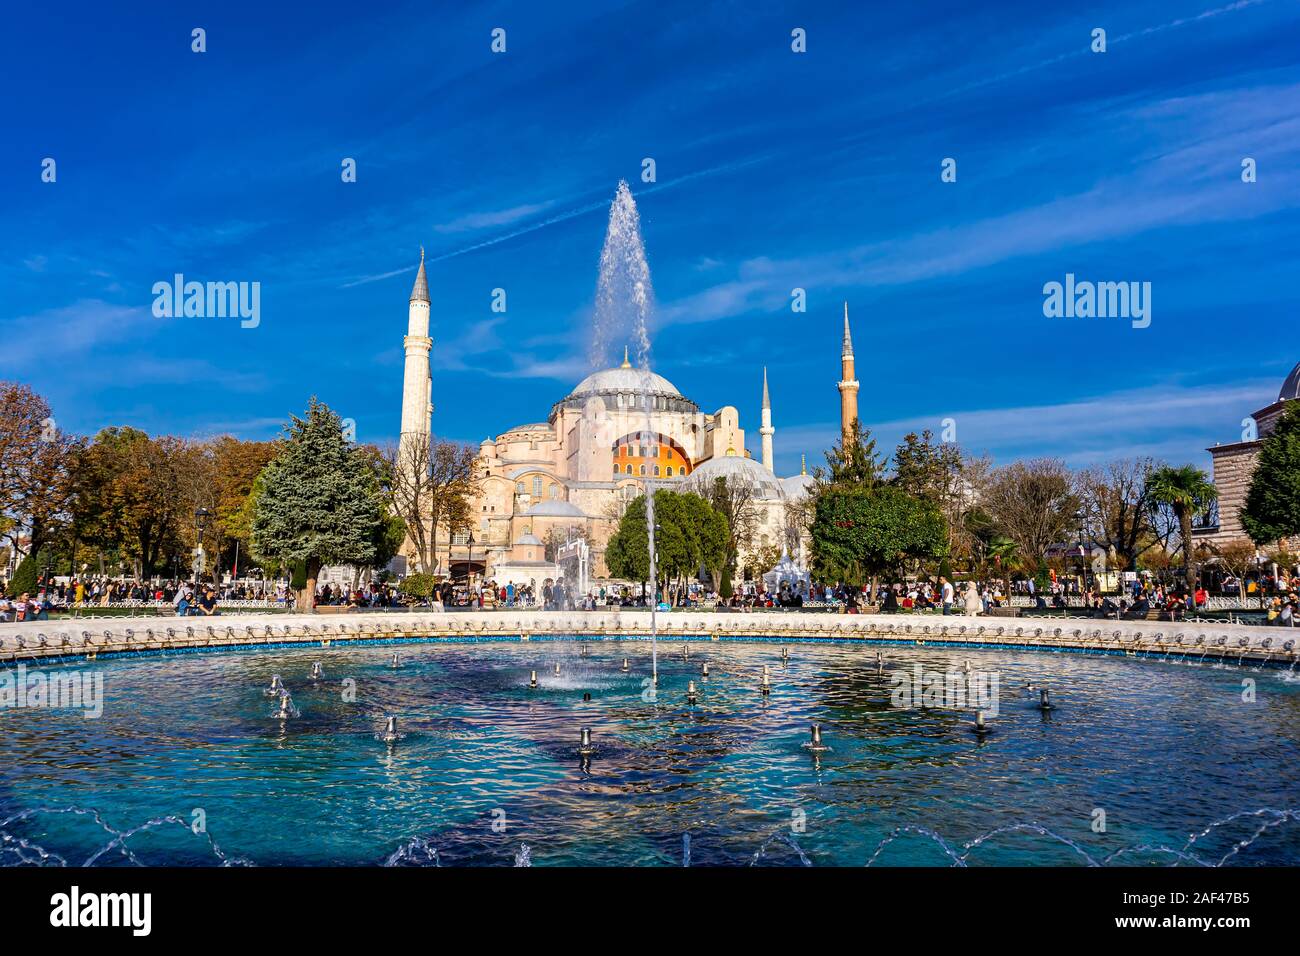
[1074,508,1088,596]
[466,533,476,590]
[194,507,212,595]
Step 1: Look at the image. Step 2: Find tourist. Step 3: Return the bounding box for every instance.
[198,588,218,616]
[940,576,954,615]
[963,583,982,616]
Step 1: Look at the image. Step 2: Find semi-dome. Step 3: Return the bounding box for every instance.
[682,453,785,501]
[523,500,587,518]
[781,473,816,501]
[1281,361,1300,402]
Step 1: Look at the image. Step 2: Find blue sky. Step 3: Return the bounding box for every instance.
[2,0,1298,478]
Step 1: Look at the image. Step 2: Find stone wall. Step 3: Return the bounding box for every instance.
[2,610,1294,668]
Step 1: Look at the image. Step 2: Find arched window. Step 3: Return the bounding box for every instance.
[532,476,543,498]
[549,484,559,499]
[625,464,633,475]
[639,465,646,476]
[666,466,674,477]
[653,465,660,476]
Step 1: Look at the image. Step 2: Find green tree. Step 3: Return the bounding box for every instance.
[251,399,386,611]
[1243,403,1300,546]
[816,418,884,492]
[1146,464,1217,588]
[606,489,728,604]
[810,485,947,588]
[398,572,436,602]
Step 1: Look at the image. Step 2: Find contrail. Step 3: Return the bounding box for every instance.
[339,155,770,287]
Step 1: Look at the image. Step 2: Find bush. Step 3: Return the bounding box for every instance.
[399,573,436,600]
[7,556,39,596]
[720,568,733,600]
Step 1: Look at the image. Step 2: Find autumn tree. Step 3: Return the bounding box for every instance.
[0,382,80,561]
[1214,539,1261,607]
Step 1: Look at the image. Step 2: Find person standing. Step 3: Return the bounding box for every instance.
[940,576,954,615]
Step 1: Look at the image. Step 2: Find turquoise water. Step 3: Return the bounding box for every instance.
[2,639,1298,866]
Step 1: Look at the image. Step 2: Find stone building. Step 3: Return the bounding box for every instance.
[395,254,850,588]
[1194,361,1300,548]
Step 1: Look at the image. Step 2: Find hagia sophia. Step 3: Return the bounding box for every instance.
[395,250,863,587]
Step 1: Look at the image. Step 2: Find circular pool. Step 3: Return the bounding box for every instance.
[2,639,1298,866]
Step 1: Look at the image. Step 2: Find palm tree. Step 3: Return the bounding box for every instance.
[1146,465,1217,589]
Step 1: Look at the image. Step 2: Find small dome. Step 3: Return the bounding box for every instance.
[682,453,785,501]
[1281,362,1300,402]
[523,500,586,518]
[516,532,543,547]
[781,473,817,501]
[568,366,681,400]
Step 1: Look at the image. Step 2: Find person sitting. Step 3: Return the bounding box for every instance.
[198,588,219,616]
[1122,596,1150,620]
[881,587,900,613]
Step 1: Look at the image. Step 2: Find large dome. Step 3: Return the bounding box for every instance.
[682,453,785,501]
[1281,361,1300,402]
[569,366,681,399]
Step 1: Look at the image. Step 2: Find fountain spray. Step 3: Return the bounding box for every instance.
[594,180,659,686]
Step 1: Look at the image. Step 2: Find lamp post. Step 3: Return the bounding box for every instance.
[466,533,476,592]
[194,507,212,596]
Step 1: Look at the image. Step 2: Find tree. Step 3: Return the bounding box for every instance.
[251,399,386,611]
[0,382,80,561]
[1146,464,1217,588]
[606,490,728,604]
[382,434,479,575]
[1214,539,1261,607]
[706,475,758,580]
[1243,402,1300,546]
[398,571,436,603]
[70,428,189,579]
[816,418,884,492]
[1076,458,1159,572]
[983,459,1079,566]
[810,485,947,587]
[890,430,970,560]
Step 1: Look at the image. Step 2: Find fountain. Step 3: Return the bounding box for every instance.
[376,716,404,743]
[805,724,830,753]
[701,661,709,679]
[577,727,596,757]
[529,669,538,689]
[310,662,323,681]
[1038,688,1055,712]
[972,711,992,737]
[390,653,400,669]
[621,658,630,672]
[592,180,659,682]
[686,680,698,705]
[274,689,298,719]
[761,665,771,695]
[264,674,284,697]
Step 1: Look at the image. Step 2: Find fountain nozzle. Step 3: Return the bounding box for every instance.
[529,669,538,689]
[972,710,992,736]
[310,662,323,680]
[621,658,629,672]
[554,662,562,676]
[686,680,698,704]
[1038,688,1055,712]
[761,665,771,695]
[578,727,595,756]
[808,723,830,752]
[701,661,709,679]
[391,653,400,669]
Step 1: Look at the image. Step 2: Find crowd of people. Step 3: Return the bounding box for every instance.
[2,567,1296,626]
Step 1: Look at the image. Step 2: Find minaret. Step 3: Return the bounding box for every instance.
[760,366,775,472]
[399,248,432,460]
[837,302,860,444]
